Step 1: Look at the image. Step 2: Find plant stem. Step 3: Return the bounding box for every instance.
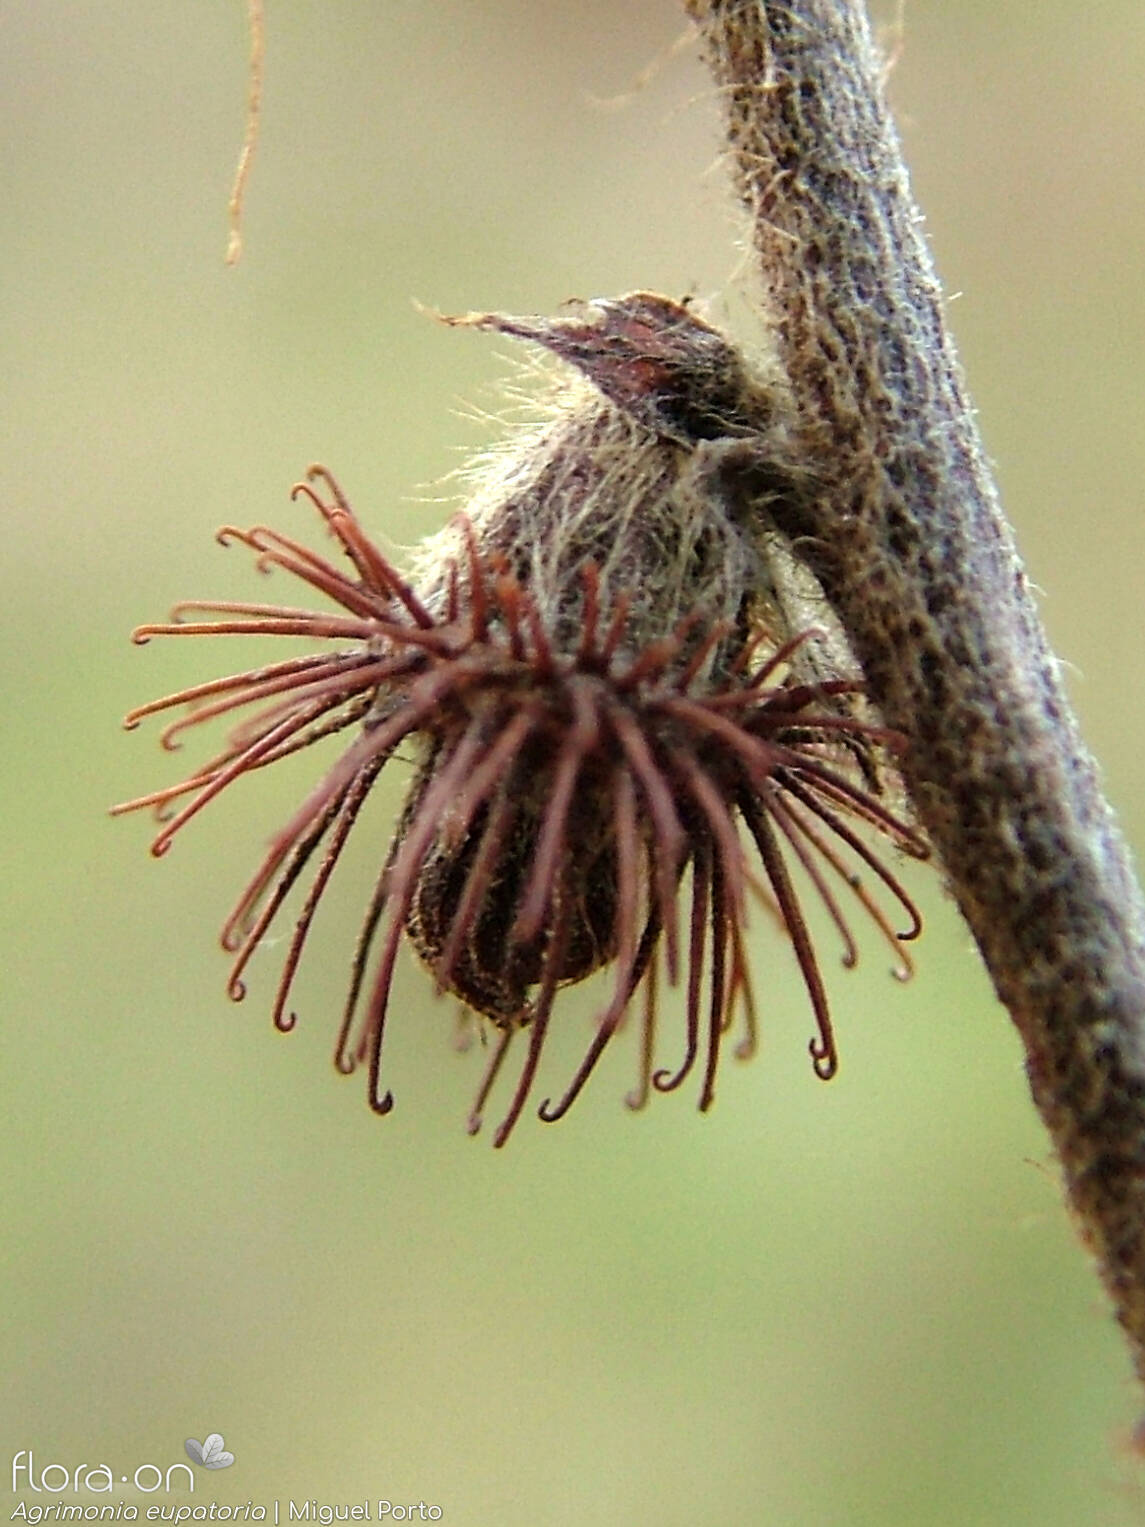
[687,0,1145,1386]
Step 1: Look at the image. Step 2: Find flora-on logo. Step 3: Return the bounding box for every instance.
[183,1437,234,1471]
[11,1451,194,1494]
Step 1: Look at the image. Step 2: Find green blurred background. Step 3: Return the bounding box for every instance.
[4,2,1145,1523]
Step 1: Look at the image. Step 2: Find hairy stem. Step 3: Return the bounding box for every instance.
[687,0,1145,1384]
